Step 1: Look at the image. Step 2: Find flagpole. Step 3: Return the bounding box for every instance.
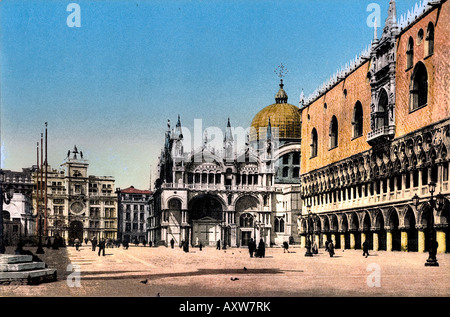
[44,123,48,236]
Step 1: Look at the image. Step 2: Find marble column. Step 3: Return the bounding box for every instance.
[349,232,355,249]
[372,232,379,251]
[300,235,306,248]
[418,228,426,253]
[436,229,446,254]
[400,229,408,252]
[386,230,393,252]
[340,233,346,249]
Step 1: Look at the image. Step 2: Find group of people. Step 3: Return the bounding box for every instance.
[247,238,266,258]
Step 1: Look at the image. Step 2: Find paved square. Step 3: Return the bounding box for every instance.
[1,245,449,297]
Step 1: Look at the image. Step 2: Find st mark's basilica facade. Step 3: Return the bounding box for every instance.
[151,0,449,253]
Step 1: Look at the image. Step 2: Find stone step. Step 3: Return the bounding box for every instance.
[0,261,46,272]
[0,268,57,285]
[0,254,33,264]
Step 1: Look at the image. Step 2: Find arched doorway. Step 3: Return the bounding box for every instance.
[329,214,339,248]
[420,203,434,252]
[167,198,182,245]
[190,195,223,247]
[404,207,418,252]
[375,210,386,251]
[388,209,401,251]
[362,212,373,249]
[69,221,83,241]
[341,214,350,249]
[236,195,259,246]
[348,212,360,249]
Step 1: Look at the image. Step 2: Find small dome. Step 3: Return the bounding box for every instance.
[250,81,301,142]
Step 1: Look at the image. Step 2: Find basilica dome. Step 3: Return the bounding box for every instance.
[250,80,301,142]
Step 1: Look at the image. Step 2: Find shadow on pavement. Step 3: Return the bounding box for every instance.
[79,268,287,281]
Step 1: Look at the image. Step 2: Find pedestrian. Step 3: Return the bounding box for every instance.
[283,241,289,253]
[15,240,25,255]
[74,238,81,251]
[143,239,147,247]
[199,242,203,251]
[325,240,329,252]
[216,239,221,250]
[248,238,255,257]
[84,237,88,245]
[149,240,153,248]
[45,236,51,248]
[92,236,98,251]
[328,240,335,257]
[170,238,175,249]
[98,238,106,256]
[362,240,370,258]
[258,239,265,258]
[52,234,61,250]
[312,241,318,254]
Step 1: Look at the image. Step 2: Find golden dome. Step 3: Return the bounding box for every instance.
[250,81,301,142]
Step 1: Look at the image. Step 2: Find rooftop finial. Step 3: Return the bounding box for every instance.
[274,64,289,104]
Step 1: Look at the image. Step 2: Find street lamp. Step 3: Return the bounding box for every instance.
[304,202,313,257]
[412,181,444,267]
[0,171,15,254]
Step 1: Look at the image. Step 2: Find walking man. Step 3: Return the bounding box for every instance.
[328,240,335,257]
[248,238,255,258]
[362,240,370,258]
[98,238,106,256]
[92,236,98,251]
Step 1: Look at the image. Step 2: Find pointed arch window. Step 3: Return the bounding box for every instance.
[406,37,414,69]
[310,128,318,158]
[410,62,428,111]
[329,116,338,149]
[282,166,289,178]
[377,89,389,129]
[274,217,285,233]
[293,167,300,178]
[425,22,434,57]
[352,101,363,138]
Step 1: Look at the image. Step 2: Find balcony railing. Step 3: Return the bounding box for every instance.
[161,183,273,192]
[367,125,395,145]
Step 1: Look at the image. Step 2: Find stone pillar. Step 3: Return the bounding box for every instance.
[436,229,446,254]
[361,232,366,249]
[300,235,306,248]
[418,229,426,253]
[401,230,408,252]
[331,233,336,245]
[373,232,379,251]
[314,234,320,248]
[349,232,355,249]
[386,231,393,252]
[321,233,327,247]
[340,233,345,249]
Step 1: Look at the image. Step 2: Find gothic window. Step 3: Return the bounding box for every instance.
[352,101,363,138]
[406,37,414,69]
[311,128,318,158]
[329,116,338,149]
[377,89,389,129]
[282,155,289,165]
[282,167,289,178]
[410,62,428,110]
[293,152,300,165]
[274,217,285,233]
[425,22,434,56]
[293,167,300,178]
[240,213,253,228]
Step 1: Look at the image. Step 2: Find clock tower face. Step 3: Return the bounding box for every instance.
[70,201,84,214]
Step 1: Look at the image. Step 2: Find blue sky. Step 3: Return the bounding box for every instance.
[0,0,420,189]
